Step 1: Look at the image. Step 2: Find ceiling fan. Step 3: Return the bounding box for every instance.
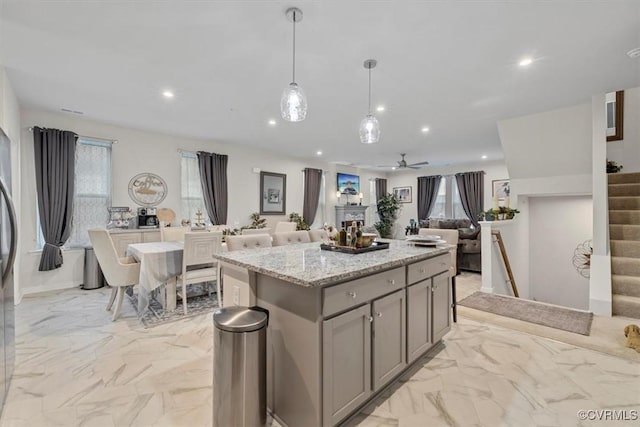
[379,153,429,170]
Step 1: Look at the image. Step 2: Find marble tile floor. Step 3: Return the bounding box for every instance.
[1,283,638,427]
[456,272,640,363]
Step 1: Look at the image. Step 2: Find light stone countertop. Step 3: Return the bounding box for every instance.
[213,240,451,288]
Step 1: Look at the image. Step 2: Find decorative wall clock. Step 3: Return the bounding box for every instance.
[128,172,167,207]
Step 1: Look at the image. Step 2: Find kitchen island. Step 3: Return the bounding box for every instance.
[214,240,452,427]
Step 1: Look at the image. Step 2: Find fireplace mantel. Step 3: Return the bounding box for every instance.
[335,205,369,228]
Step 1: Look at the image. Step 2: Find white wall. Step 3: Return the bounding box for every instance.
[387,160,509,236]
[18,109,385,297]
[528,196,593,310]
[0,66,22,303]
[496,102,595,308]
[498,103,592,179]
[606,86,640,173]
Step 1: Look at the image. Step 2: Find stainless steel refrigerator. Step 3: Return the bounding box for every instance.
[0,129,16,414]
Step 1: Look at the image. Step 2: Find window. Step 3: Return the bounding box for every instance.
[37,138,112,249]
[429,176,468,220]
[180,152,205,223]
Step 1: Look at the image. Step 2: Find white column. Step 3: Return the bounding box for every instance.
[480,221,494,293]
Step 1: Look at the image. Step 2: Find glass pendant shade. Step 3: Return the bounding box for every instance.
[281,82,307,122]
[359,114,380,144]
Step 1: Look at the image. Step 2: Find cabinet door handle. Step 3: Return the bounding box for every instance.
[388,279,395,285]
[376,312,382,318]
[419,268,425,274]
[347,291,357,298]
[368,316,374,323]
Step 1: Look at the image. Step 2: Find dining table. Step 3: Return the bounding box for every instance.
[126,239,228,315]
[127,241,183,314]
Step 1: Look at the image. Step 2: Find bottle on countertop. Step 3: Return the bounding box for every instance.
[339,227,347,246]
[356,222,363,248]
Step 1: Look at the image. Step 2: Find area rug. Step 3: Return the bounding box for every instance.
[127,283,220,328]
[458,291,593,335]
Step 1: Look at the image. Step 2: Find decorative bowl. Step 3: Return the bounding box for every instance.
[361,233,377,248]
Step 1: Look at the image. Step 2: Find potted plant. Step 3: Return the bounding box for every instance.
[374,193,402,238]
[607,160,623,174]
[249,212,267,229]
[288,212,310,231]
[506,208,520,220]
[481,209,497,221]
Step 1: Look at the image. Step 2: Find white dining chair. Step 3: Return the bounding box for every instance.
[177,231,223,314]
[226,235,272,251]
[272,231,312,246]
[309,229,330,243]
[88,229,141,321]
[274,221,297,233]
[161,226,189,242]
[241,228,272,236]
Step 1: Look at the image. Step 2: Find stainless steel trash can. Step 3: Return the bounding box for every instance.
[213,306,268,427]
[83,247,105,290]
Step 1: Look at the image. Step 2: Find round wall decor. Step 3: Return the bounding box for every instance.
[128,172,167,207]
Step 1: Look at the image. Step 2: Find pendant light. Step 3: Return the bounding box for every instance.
[359,59,380,144]
[281,7,307,122]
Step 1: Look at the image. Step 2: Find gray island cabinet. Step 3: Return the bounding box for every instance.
[214,241,452,427]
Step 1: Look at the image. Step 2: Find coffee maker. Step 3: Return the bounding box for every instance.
[137,207,159,229]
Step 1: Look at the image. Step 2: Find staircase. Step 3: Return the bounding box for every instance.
[609,172,640,319]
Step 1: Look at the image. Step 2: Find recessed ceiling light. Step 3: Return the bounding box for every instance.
[268,119,277,126]
[518,57,533,67]
[162,90,174,98]
[316,150,323,156]
[376,105,385,112]
[481,155,488,159]
[391,166,397,170]
[421,127,430,133]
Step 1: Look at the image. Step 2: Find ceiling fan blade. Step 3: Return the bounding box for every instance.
[407,161,430,166]
[376,164,397,168]
[408,166,422,169]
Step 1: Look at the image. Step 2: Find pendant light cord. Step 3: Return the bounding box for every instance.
[368,66,372,114]
[292,10,296,84]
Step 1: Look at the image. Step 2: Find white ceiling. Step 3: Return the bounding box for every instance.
[1,1,639,169]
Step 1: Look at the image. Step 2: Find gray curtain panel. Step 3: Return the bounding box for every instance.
[33,127,77,271]
[197,151,228,225]
[303,168,323,225]
[455,171,484,227]
[375,178,387,201]
[417,175,442,221]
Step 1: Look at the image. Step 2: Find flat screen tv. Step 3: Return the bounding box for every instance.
[337,173,360,195]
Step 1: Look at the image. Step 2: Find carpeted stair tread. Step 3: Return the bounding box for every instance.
[609,210,640,225]
[611,240,640,258]
[608,197,640,210]
[611,256,640,276]
[608,183,640,197]
[608,172,640,184]
[612,294,640,319]
[610,224,640,241]
[612,275,640,298]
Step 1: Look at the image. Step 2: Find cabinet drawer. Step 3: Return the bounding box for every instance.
[407,254,449,285]
[323,267,404,317]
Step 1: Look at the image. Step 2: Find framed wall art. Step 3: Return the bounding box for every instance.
[606,90,624,142]
[260,171,286,215]
[393,186,412,203]
[492,179,510,200]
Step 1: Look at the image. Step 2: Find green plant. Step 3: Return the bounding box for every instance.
[288,212,310,231]
[248,212,267,229]
[506,208,520,219]
[374,193,402,238]
[481,209,498,220]
[607,160,623,174]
